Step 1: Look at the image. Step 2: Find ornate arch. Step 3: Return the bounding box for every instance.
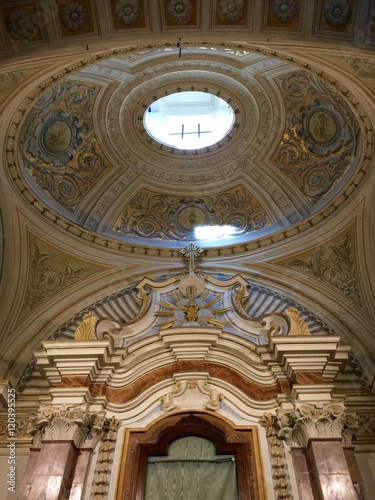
[116,411,265,500]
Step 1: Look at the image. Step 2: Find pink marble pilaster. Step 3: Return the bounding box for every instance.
[291,448,315,500]
[307,439,357,500]
[69,448,92,500]
[18,448,40,500]
[344,447,367,500]
[26,440,78,499]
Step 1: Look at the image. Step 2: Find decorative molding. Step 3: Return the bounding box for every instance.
[27,404,105,448]
[277,401,358,447]
[113,185,271,241]
[160,378,224,412]
[288,232,362,305]
[259,412,292,500]
[74,312,98,340]
[6,43,372,257]
[92,416,120,499]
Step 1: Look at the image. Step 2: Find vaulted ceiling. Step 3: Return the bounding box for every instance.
[0,1,374,400]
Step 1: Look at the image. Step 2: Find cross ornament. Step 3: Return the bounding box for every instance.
[180,242,204,270]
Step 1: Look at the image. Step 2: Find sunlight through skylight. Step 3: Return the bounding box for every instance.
[195,225,240,240]
[144,91,235,150]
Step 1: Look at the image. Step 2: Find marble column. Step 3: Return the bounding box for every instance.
[20,405,103,499]
[307,439,357,500]
[26,440,78,499]
[278,402,363,500]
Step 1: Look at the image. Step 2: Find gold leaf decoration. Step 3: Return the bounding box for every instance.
[74,313,97,340]
[284,308,311,336]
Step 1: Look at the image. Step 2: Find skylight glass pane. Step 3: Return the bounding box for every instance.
[144,91,235,150]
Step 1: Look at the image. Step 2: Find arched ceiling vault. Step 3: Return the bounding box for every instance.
[0,0,375,394]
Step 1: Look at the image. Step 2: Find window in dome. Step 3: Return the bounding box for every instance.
[144,91,235,150]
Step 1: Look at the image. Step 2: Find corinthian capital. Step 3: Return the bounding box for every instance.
[277,402,357,447]
[27,404,106,448]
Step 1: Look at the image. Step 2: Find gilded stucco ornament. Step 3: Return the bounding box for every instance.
[219,0,244,23]
[7,43,372,256]
[19,80,109,211]
[273,72,357,203]
[271,0,297,23]
[61,2,88,31]
[74,313,98,340]
[115,0,140,25]
[114,186,270,241]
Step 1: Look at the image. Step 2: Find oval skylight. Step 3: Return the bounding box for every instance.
[144,91,235,150]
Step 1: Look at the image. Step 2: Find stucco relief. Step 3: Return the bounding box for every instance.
[272,71,358,203]
[277,402,357,447]
[20,236,104,319]
[19,80,110,211]
[27,405,105,448]
[113,185,271,241]
[6,44,372,256]
[280,231,362,306]
[160,379,224,412]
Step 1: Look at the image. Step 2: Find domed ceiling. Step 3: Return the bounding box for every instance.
[10,44,368,249]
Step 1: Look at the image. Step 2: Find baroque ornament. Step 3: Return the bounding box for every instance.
[219,0,244,23]
[25,244,85,310]
[259,413,292,499]
[324,0,351,28]
[114,186,270,240]
[277,402,358,447]
[168,0,192,23]
[273,72,357,203]
[8,9,35,41]
[19,81,109,211]
[292,233,361,305]
[93,417,120,499]
[115,0,140,25]
[74,313,97,340]
[271,0,297,23]
[61,2,88,31]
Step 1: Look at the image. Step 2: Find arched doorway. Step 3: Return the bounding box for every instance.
[116,412,265,500]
